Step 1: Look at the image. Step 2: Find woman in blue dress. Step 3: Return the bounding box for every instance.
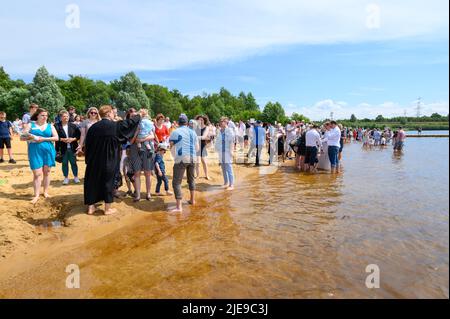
[21,108,58,204]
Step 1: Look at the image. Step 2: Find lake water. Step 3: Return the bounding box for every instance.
[2,135,447,298]
[406,130,449,135]
[66,135,448,298]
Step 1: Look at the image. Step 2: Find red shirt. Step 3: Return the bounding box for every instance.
[155,125,169,142]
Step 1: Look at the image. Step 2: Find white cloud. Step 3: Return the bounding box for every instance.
[0,0,448,75]
[288,99,449,120]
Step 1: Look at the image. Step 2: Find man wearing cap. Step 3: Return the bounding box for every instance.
[169,114,200,212]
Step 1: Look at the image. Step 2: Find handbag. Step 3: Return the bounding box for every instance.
[55,151,63,163]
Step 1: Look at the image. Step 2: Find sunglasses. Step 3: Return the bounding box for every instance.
[90,112,98,115]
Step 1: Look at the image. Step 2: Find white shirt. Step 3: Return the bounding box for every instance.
[62,124,70,149]
[238,123,246,137]
[164,121,171,129]
[322,126,341,148]
[305,129,322,147]
[286,124,296,140]
[215,127,235,163]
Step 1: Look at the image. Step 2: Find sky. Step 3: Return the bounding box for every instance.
[0,0,448,120]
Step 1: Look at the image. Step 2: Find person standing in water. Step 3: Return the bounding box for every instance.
[305,124,322,173]
[194,115,211,180]
[215,116,235,190]
[394,126,406,152]
[322,120,341,173]
[169,114,199,213]
[248,120,265,166]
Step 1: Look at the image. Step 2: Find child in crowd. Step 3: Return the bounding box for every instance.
[137,109,154,152]
[122,145,135,197]
[0,111,16,164]
[154,143,173,196]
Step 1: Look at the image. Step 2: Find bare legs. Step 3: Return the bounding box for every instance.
[133,171,141,201]
[195,156,210,179]
[30,166,51,204]
[0,148,14,161]
[201,157,210,179]
[132,171,152,201]
[31,168,43,204]
[170,190,195,213]
[144,171,152,200]
[42,166,51,198]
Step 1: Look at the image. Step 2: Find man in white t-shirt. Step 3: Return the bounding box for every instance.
[305,124,322,172]
[322,121,341,173]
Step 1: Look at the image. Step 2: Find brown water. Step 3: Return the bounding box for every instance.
[2,137,449,298]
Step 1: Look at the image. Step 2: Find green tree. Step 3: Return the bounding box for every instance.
[430,112,442,120]
[0,67,14,91]
[143,84,183,119]
[375,114,385,122]
[0,87,30,119]
[24,66,65,117]
[350,114,357,122]
[290,112,310,123]
[262,102,285,123]
[111,72,150,112]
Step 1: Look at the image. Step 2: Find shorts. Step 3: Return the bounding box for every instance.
[298,145,307,156]
[0,137,11,149]
[305,146,318,166]
[394,141,404,150]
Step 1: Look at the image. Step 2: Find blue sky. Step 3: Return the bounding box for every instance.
[0,0,448,120]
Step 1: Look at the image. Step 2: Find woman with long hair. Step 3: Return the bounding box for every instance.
[76,107,100,155]
[194,114,211,180]
[21,108,58,204]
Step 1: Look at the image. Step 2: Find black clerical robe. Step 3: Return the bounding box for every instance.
[84,116,140,205]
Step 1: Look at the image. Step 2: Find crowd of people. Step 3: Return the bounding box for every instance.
[2,103,407,214]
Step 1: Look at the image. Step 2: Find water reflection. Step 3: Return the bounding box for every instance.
[52,138,450,298]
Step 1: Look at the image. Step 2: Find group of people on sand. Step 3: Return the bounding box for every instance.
[16,103,237,214]
[6,102,411,213]
[14,102,409,214]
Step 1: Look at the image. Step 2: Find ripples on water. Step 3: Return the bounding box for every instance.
[83,137,448,298]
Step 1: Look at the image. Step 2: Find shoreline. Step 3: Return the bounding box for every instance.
[0,136,264,292]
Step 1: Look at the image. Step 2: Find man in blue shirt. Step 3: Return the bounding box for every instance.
[247,120,265,166]
[169,114,199,212]
[0,111,16,164]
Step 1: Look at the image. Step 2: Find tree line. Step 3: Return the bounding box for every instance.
[0,66,310,124]
[1,66,447,128]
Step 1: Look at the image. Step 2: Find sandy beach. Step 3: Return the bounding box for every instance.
[0,136,260,296]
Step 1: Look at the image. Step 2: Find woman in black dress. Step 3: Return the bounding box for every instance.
[194,115,211,180]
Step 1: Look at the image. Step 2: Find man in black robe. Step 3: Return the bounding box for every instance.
[84,105,140,215]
